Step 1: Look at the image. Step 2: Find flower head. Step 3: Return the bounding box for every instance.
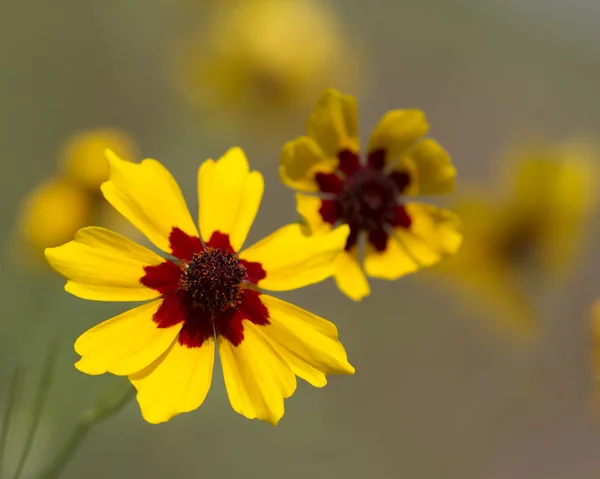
[59,128,138,191]
[435,140,597,337]
[280,89,462,301]
[9,129,138,269]
[176,0,360,132]
[45,147,354,425]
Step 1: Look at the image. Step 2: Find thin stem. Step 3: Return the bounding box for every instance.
[0,366,23,479]
[12,345,59,479]
[36,380,134,479]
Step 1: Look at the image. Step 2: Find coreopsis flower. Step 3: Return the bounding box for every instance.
[435,141,597,337]
[10,129,138,269]
[280,88,462,301]
[59,128,138,191]
[45,147,354,425]
[176,0,360,132]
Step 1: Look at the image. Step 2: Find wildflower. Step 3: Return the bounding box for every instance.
[176,0,360,132]
[280,88,462,301]
[45,147,354,425]
[59,128,138,191]
[435,141,596,336]
[10,129,137,269]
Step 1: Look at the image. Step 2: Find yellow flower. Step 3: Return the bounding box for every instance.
[59,128,138,191]
[13,177,93,267]
[280,88,463,301]
[177,0,359,127]
[45,147,354,425]
[435,141,596,337]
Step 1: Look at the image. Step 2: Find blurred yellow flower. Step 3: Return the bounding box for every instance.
[436,141,597,338]
[14,177,93,267]
[59,128,138,191]
[176,0,361,129]
[46,148,354,425]
[10,128,138,270]
[280,88,463,301]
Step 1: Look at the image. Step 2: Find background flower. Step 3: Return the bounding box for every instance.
[433,140,596,338]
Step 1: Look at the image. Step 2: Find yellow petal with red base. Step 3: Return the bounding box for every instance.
[198,147,264,252]
[280,136,337,192]
[367,109,429,167]
[365,204,462,279]
[129,338,215,424]
[45,227,166,302]
[296,193,334,234]
[260,295,354,387]
[394,139,456,196]
[219,322,296,425]
[75,300,183,376]
[333,248,371,301]
[239,223,349,291]
[101,150,198,255]
[307,88,360,159]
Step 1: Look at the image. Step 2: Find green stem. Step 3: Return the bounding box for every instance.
[0,367,23,479]
[36,380,135,479]
[12,345,58,479]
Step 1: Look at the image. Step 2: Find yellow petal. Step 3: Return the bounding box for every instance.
[333,248,370,301]
[280,136,337,192]
[219,322,296,425]
[45,227,167,302]
[364,204,462,280]
[396,139,456,196]
[307,88,360,158]
[60,128,138,191]
[260,295,354,387]
[367,110,429,166]
[239,223,349,291]
[364,236,420,280]
[296,193,334,234]
[129,338,215,424]
[75,300,183,376]
[101,150,198,255]
[198,147,264,252]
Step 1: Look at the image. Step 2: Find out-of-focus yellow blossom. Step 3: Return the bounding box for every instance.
[13,178,93,267]
[436,141,597,338]
[10,128,138,270]
[176,0,361,129]
[59,128,138,191]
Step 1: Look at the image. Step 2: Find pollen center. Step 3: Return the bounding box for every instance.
[179,248,247,312]
[337,169,398,230]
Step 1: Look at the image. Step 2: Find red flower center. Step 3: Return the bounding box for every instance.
[179,249,247,312]
[140,229,268,349]
[315,149,413,252]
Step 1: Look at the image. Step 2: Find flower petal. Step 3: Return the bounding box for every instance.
[307,88,360,159]
[260,295,354,387]
[367,110,429,168]
[129,338,215,424]
[296,193,337,234]
[239,223,350,291]
[280,136,337,193]
[45,227,167,301]
[393,139,456,196]
[219,322,296,425]
[75,300,183,376]
[333,248,370,301]
[101,150,198,254]
[198,147,263,252]
[365,203,462,279]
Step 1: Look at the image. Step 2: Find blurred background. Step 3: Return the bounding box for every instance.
[2,0,600,477]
